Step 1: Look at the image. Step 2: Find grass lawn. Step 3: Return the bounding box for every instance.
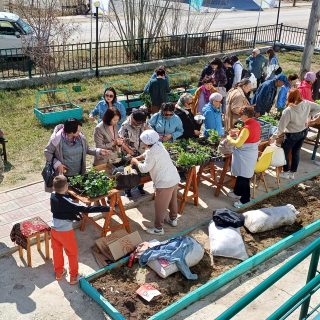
[0,50,320,191]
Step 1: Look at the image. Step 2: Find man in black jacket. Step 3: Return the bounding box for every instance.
[50,175,109,285]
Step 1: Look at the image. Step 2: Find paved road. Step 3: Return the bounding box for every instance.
[64,3,311,43]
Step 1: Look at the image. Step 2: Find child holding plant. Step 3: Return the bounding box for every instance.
[50,175,109,284]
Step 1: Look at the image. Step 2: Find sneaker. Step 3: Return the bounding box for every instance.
[145,227,164,235]
[233,201,244,209]
[166,217,178,227]
[55,269,67,281]
[289,172,295,180]
[69,275,79,285]
[279,172,290,180]
[227,191,241,199]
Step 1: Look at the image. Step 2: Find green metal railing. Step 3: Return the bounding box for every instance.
[216,237,320,320]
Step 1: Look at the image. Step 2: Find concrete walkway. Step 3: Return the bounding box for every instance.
[0,143,319,319]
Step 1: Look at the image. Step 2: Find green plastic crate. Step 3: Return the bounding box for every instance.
[34,88,83,125]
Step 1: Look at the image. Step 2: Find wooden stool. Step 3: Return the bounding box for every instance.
[15,217,50,267]
[0,137,8,163]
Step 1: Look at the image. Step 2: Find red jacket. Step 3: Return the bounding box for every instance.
[298,80,314,102]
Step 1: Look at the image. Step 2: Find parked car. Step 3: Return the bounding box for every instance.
[0,12,34,55]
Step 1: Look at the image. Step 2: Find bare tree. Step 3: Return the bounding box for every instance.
[14,0,77,89]
[107,0,172,60]
[163,0,221,36]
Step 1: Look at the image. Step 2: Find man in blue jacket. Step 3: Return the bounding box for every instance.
[252,74,289,116]
[203,92,224,137]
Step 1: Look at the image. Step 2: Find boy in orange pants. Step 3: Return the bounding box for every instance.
[51,176,109,284]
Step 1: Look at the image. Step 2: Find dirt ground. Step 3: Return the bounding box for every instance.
[91,177,320,319]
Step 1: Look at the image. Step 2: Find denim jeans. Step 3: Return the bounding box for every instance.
[282,132,306,172]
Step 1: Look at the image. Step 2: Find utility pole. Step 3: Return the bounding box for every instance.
[300,0,320,78]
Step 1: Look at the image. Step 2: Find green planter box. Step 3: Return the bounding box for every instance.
[34,88,83,125]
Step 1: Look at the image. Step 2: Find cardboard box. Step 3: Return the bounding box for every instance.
[95,230,142,261]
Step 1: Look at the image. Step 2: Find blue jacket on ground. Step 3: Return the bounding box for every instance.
[139,236,197,280]
[203,102,224,137]
[148,112,183,141]
[89,100,126,127]
[251,79,277,115]
[276,85,289,110]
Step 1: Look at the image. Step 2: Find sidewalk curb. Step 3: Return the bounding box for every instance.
[0,180,43,194]
[0,193,153,259]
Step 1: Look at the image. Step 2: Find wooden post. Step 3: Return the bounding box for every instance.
[300,0,320,78]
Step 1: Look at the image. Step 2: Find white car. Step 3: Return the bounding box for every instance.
[0,12,34,55]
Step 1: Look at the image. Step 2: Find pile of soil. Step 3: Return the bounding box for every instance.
[91,177,320,319]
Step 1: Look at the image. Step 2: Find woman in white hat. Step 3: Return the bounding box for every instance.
[131,130,180,235]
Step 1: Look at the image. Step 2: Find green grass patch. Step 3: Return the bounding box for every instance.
[0,50,319,190]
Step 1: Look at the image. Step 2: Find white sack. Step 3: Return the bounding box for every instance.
[263,145,286,167]
[249,73,257,89]
[147,238,204,279]
[209,221,248,261]
[243,204,298,233]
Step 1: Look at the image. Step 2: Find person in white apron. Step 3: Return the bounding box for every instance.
[226,107,261,208]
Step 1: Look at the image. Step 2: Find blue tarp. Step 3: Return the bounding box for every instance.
[183,0,266,11]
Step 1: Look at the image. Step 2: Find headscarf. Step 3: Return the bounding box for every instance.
[201,85,212,103]
[304,71,316,83]
[140,130,160,146]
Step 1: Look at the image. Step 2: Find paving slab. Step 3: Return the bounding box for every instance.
[0,143,319,319]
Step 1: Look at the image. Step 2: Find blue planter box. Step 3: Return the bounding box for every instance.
[79,219,320,320]
[34,103,83,125]
[34,88,83,125]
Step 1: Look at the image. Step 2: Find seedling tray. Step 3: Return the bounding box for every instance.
[34,88,83,125]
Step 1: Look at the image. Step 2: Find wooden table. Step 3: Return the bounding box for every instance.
[139,167,198,214]
[94,163,198,214]
[68,188,131,237]
[197,155,233,197]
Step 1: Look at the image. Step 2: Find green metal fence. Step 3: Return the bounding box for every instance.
[216,237,320,320]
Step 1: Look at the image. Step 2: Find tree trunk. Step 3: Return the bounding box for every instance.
[300,0,320,78]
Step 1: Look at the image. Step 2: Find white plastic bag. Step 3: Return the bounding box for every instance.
[147,238,204,279]
[209,221,248,261]
[249,73,257,89]
[243,204,298,233]
[263,145,286,167]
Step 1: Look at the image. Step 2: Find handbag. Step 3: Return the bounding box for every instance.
[212,208,245,228]
[41,158,55,188]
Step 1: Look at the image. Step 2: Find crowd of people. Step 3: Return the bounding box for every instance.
[5,47,320,285]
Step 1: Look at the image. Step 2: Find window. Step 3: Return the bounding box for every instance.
[0,21,17,36]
